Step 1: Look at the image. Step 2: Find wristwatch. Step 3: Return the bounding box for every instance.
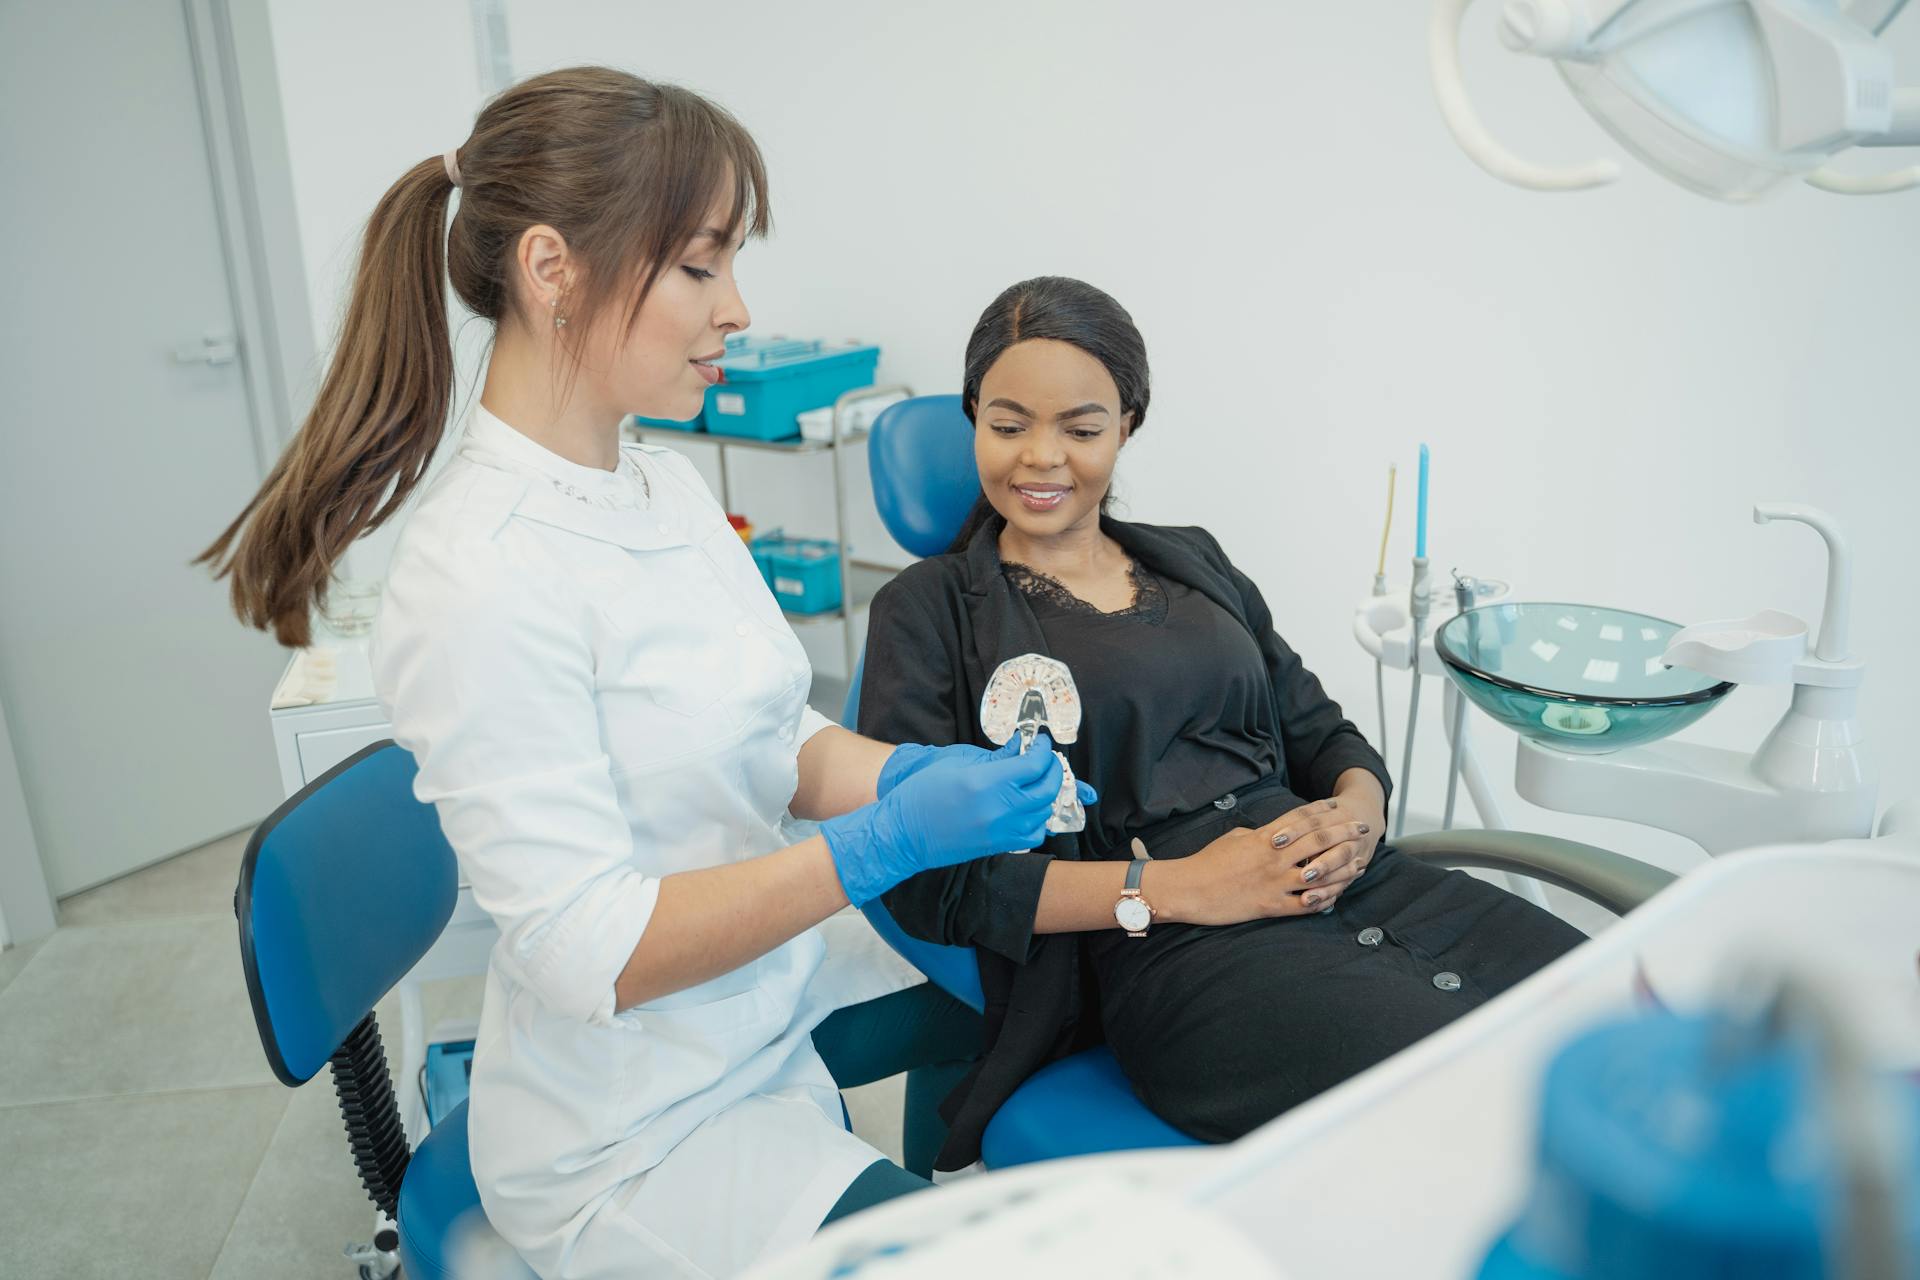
[1114,859,1155,937]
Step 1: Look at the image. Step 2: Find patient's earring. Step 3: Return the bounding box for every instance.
[550,295,567,330]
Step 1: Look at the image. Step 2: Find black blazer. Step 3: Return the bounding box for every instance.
[857,514,1390,1167]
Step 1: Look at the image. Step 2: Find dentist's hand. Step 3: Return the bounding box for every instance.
[879,738,1097,807]
[824,736,1065,906]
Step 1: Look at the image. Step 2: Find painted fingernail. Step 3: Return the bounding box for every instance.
[1301,867,1321,883]
[1359,824,1370,835]
[1303,893,1322,908]
[1273,834,1291,848]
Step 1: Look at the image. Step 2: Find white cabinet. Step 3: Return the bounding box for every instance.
[268,641,388,792]
[294,723,393,785]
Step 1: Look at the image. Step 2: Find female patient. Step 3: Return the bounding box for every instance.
[857,276,1587,1171]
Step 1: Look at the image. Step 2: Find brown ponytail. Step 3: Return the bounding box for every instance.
[198,158,453,647]
[199,67,769,647]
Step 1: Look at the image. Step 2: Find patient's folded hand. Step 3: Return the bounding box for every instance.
[1158,826,1326,927]
[1264,797,1381,912]
[1159,802,1371,927]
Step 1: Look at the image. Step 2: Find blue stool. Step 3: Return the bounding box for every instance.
[236,741,535,1280]
[395,1100,494,1275]
[851,395,1203,1167]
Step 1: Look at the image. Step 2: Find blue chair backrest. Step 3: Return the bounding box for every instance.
[237,741,458,1085]
[866,395,980,558]
[853,394,988,1011]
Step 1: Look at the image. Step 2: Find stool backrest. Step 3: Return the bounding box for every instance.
[237,741,458,1085]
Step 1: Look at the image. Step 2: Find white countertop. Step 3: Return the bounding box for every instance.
[270,632,376,712]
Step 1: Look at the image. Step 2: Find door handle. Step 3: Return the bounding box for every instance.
[171,333,239,367]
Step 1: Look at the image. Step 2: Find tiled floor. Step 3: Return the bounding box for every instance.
[0,828,910,1279]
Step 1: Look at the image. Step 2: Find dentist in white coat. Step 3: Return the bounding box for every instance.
[201,68,1072,1279]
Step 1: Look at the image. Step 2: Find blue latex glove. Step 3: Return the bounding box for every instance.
[824,736,1064,906]
[879,737,1098,807]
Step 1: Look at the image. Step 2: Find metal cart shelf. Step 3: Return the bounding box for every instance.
[624,383,911,679]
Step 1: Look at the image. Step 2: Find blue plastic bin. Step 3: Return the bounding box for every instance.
[749,532,782,586]
[423,1039,475,1128]
[631,334,801,431]
[703,339,880,442]
[751,533,843,614]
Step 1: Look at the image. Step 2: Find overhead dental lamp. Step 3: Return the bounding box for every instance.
[1433,0,1920,197]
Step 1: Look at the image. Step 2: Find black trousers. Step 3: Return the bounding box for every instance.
[1088,780,1589,1143]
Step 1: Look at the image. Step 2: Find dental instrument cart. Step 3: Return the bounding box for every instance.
[628,384,912,686]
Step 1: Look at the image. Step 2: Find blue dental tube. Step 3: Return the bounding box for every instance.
[1416,443,1429,559]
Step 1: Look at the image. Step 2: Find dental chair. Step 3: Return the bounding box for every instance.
[851,394,1680,1169]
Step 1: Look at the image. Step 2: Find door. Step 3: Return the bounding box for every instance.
[0,1,290,895]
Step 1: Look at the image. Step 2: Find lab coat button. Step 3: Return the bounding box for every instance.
[778,724,793,742]
[735,621,751,637]
[1433,971,1462,992]
[1357,927,1384,947]
[657,521,670,534]
[1213,793,1237,811]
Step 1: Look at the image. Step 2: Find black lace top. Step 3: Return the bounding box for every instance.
[1001,559,1170,625]
[1002,559,1278,857]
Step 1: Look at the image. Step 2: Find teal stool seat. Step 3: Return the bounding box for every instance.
[397,1101,536,1280]
[981,1047,1198,1168]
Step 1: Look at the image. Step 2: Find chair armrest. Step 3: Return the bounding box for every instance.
[1393,829,1677,917]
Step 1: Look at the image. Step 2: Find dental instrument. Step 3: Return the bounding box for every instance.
[1373,465,1397,765]
[1440,571,1475,831]
[1356,575,1515,819]
[1394,446,1432,840]
[1432,0,1920,200]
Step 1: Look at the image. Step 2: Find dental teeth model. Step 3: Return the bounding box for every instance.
[980,654,1086,838]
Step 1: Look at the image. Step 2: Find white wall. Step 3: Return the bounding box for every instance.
[266,1,1920,877]
[267,0,493,581]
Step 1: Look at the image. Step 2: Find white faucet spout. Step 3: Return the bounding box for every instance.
[1753,503,1852,663]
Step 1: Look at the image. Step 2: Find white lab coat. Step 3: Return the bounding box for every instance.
[371,406,921,1279]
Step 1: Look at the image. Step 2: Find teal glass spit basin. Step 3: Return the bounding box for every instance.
[1434,603,1734,755]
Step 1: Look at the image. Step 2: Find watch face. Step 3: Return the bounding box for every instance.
[1115,897,1152,932]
